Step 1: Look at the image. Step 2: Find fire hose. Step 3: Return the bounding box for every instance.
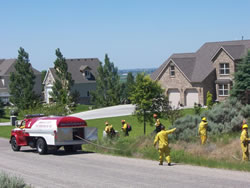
[75,135,120,151]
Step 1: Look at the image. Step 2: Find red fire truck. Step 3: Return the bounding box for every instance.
[10,114,97,154]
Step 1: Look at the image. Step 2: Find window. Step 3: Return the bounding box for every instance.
[85,70,91,79]
[218,84,229,96]
[219,63,230,75]
[87,91,90,97]
[170,65,175,77]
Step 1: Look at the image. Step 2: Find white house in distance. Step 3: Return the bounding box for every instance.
[43,58,100,104]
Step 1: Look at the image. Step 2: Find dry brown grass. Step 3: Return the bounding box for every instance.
[171,138,242,162]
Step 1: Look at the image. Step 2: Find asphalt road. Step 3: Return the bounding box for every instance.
[1,138,250,188]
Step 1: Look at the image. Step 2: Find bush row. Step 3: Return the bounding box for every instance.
[0,171,30,188]
[169,98,250,141]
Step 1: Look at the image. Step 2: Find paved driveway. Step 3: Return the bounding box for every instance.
[70,104,135,120]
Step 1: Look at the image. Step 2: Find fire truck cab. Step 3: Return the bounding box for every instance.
[10,114,97,154]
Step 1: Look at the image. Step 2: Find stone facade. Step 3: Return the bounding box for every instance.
[158,61,206,106]
[213,49,235,102]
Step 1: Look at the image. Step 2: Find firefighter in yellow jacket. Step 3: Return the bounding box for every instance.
[198,117,208,145]
[240,122,250,161]
[104,121,115,138]
[154,126,176,166]
[121,120,129,136]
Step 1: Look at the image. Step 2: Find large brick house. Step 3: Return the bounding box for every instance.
[151,40,250,108]
[0,59,42,104]
[43,58,100,104]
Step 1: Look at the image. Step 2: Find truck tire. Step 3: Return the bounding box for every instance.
[36,138,47,155]
[64,145,76,153]
[11,137,21,151]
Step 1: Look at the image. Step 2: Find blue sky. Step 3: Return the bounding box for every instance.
[1,0,250,71]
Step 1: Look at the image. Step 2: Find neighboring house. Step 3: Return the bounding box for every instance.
[43,58,100,104]
[0,59,42,104]
[151,40,250,108]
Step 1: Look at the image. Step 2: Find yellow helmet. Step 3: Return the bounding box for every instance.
[202,117,207,121]
[243,124,248,129]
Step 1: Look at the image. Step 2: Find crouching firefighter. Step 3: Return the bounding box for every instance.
[105,121,116,138]
[154,126,176,166]
[241,122,250,161]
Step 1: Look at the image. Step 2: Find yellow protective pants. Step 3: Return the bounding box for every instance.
[158,147,171,164]
[241,144,249,161]
[200,135,207,145]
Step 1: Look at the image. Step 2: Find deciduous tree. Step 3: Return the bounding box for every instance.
[129,73,169,135]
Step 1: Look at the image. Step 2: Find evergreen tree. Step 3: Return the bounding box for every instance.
[231,50,250,103]
[50,48,74,104]
[9,47,38,110]
[129,73,169,135]
[206,91,213,109]
[91,54,121,107]
[0,99,5,119]
[121,72,135,103]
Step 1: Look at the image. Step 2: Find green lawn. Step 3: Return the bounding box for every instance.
[0,126,12,139]
[86,115,171,139]
[72,104,93,114]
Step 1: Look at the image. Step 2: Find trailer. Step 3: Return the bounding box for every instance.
[10,114,97,154]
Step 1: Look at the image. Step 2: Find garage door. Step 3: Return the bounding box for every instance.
[185,89,199,107]
[168,89,180,108]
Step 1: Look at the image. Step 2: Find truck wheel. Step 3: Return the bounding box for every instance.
[64,145,76,153]
[11,137,21,151]
[36,138,47,155]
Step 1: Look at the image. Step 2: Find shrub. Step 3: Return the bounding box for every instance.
[170,98,250,141]
[194,103,202,115]
[169,115,200,141]
[0,171,29,188]
[19,103,68,118]
[206,91,213,109]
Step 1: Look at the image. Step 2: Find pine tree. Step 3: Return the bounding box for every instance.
[0,99,5,119]
[50,48,74,104]
[9,47,38,110]
[231,50,250,103]
[206,91,213,109]
[91,54,121,107]
[121,72,135,103]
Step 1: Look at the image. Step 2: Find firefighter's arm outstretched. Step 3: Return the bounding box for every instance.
[166,128,176,134]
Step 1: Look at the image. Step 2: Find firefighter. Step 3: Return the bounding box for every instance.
[198,117,208,145]
[104,121,115,138]
[121,120,129,136]
[154,125,176,166]
[240,122,250,161]
[153,114,162,133]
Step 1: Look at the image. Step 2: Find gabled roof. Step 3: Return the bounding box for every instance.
[0,59,41,76]
[47,58,100,84]
[152,40,250,83]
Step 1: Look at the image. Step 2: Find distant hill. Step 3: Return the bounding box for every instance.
[118,68,157,82]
